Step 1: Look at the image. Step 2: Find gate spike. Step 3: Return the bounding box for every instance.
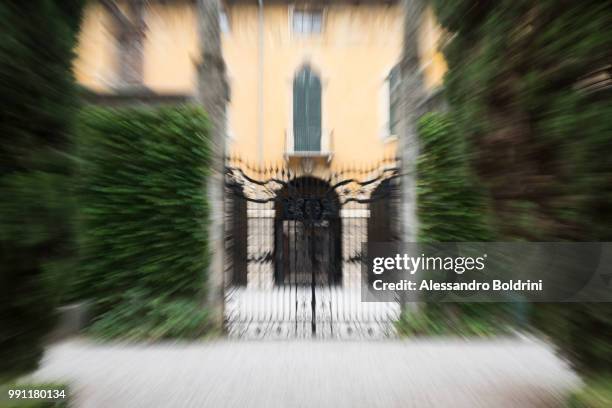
[247,160,254,174]
[278,162,284,178]
[333,169,339,182]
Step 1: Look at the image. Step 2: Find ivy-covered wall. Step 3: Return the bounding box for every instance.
[431,0,612,241]
[429,0,612,372]
[416,113,492,243]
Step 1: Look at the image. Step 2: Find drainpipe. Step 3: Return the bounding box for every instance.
[258,0,264,164]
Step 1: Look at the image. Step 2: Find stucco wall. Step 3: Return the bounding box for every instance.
[74,2,446,168]
[74,3,119,91]
[418,7,447,90]
[223,2,403,166]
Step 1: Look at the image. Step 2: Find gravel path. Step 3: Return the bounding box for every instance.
[33,338,579,408]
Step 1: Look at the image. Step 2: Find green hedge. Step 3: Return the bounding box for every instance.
[415,113,492,243]
[0,1,84,378]
[532,303,612,374]
[397,112,514,337]
[567,376,612,408]
[429,0,612,371]
[74,106,212,340]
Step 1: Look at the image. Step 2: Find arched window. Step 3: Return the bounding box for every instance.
[293,66,321,152]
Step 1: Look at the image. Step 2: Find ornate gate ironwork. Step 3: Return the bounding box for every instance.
[224,157,401,339]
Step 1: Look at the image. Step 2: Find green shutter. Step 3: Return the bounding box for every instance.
[294,67,321,151]
[389,64,400,136]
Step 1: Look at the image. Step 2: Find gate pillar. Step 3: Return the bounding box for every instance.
[196,0,228,329]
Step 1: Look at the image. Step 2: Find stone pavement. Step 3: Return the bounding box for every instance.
[32,337,579,407]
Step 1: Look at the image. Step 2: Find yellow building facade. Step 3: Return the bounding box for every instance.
[74,0,446,169]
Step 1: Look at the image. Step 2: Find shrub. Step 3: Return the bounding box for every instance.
[0,1,84,378]
[532,303,612,374]
[87,289,211,341]
[567,376,612,408]
[416,112,492,243]
[409,112,514,336]
[396,303,513,337]
[74,106,211,339]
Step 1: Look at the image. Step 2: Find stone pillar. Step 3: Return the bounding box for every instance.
[399,0,426,244]
[196,0,228,330]
[399,0,427,310]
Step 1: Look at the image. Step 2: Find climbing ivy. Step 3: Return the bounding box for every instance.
[416,112,492,243]
[429,0,612,373]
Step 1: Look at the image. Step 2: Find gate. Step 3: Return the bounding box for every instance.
[224,157,401,339]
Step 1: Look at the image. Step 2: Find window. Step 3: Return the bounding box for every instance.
[292,9,323,34]
[224,105,233,140]
[388,64,401,136]
[220,10,230,33]
[293,66,321,152]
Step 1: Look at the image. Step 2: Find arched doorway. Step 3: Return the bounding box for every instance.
[293,66,322,152]
[274,176,341,286]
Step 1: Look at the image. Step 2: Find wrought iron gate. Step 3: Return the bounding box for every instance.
[224,157,401,339]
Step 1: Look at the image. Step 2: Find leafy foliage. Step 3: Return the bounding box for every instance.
[87,289,211,341]
[429,0,612,372]
[430,0,612,241]
[396,303,514,337]
[413,112,515,335]
[567,376,612,408]
[416,113,492,242]
[74,106,212,340]
[0,1,84,378]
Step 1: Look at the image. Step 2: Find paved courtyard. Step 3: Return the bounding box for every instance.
[32,337,579,407]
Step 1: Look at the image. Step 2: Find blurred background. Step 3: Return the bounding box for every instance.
[1,0,611,407]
